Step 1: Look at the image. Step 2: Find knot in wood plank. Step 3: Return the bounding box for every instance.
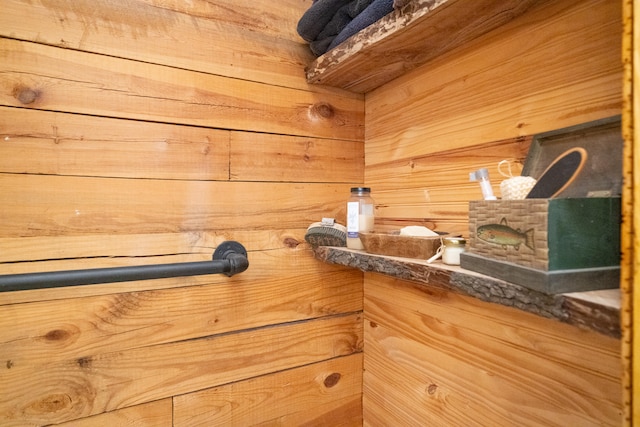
[309,102,335,120]
[324,372,341,388]
[13,86,40,105]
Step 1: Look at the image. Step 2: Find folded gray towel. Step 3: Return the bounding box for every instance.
[297,0,353,42]
[309,0,374,56]
[327,0,394,51]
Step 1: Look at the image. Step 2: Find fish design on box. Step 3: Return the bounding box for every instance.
[476,218,535,251]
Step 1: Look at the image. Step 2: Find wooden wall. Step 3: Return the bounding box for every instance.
[363,0,623,424]
[366,0,623,237]
[0,1,365,425]
[364,274,622,426]
[0,0,626,425]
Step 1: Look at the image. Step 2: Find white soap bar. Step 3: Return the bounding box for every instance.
[399,226,439,237]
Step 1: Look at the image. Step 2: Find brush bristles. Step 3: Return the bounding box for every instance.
[305,226,347,247]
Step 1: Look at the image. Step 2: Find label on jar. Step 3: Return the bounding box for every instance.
[347,201,359,238]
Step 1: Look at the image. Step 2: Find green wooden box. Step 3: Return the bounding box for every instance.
[460,117,622,294]
[460,198,620,294]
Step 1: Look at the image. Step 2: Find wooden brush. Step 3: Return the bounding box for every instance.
[304,218,347,247]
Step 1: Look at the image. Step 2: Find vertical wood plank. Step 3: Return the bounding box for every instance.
[622,0,638,424]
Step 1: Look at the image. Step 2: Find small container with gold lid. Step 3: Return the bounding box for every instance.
[442,237,466,265]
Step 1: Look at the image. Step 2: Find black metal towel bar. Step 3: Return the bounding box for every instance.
[0,241,249,293]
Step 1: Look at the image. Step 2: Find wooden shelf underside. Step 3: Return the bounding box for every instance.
[305,0,541,93]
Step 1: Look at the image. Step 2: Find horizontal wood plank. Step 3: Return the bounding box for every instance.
[0,107,363,183]
[374,218,469,238]
[374,200,471,233]
[366,137,531,193]
[0,230,301,264]
[1,313,363,426]
[0,107,230,180]
[374,200,469,218]
[230,131,364,183]
[1,0,319,91]
[55,398,172,427]
[363,274,621,426]
[374,187,491,207]
[174,355,363,426]
[0,39,364,141]
[0,174,353,237]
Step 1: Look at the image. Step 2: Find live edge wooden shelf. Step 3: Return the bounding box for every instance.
[307,0,620,338]
[305,0,542,93]
[313,246,621,338]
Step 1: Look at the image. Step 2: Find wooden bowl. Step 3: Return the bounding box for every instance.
[359,231,447,259]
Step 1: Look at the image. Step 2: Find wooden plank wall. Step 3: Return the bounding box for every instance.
[366,0,623,237]
[0,1,365,426]
[364,274,622,426]
[363,0,623,425]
